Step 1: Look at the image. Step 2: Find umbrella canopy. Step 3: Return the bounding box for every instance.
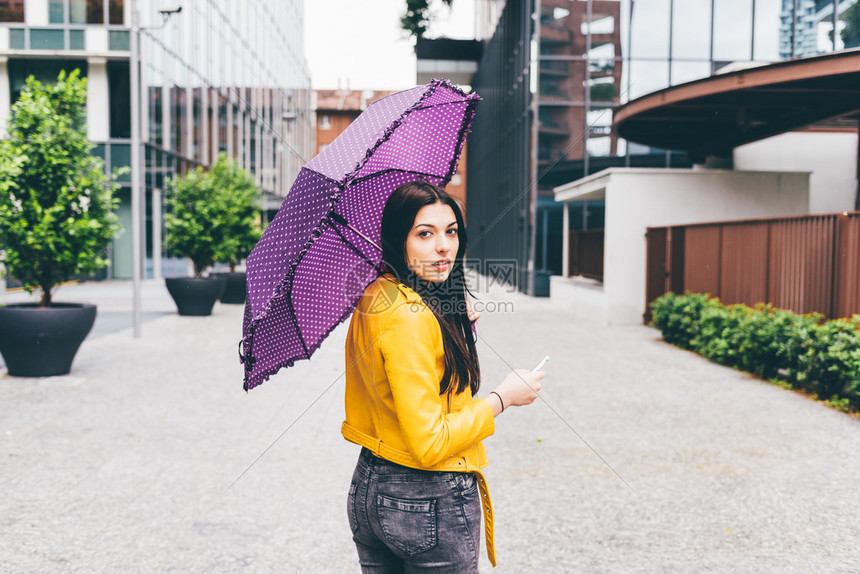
[241,79,479,391]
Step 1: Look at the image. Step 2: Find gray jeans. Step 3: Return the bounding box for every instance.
[348,447,481,573]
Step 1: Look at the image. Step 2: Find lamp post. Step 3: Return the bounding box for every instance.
[130,1,181,338]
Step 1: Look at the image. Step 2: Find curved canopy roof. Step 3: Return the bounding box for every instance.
[614,50,860,162]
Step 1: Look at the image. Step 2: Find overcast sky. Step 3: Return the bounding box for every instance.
[304,0,813,97]
[304,0,476,91]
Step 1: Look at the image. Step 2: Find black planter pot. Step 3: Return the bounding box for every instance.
[217,272,246,304]
[165,276,226,316]
[0,303,97,377]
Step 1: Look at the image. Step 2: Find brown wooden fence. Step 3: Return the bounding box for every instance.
[645,212,860,322]
[569,229,604,281]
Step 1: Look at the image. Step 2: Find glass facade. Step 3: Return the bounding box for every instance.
[135,0,312,277]
[0,0,312,280]
[471,0,860,281]
[47,0,121,24]
[0,0,24,22]
[531,0,860,174]
[554,1,860,221]
[139,0,312,198]
[625,0,860,100]
[538,0,623,166]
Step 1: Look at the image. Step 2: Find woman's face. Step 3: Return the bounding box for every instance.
[404,202,459,283]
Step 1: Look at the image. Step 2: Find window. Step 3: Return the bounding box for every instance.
[319,114,332,130]
[8,59,88,103]
[31,29,64,49]
[108,30,129,50]
[0,0,24,23]
[70,29,84,49]
[50,0,95,24]
[71,0,87,23]
[149,84,163,147]
[581,15,614,35]
[9,28,24,48]
[108,0,122,24]
[87,0,103,24]
[49,0,64,23]
[108,61,130,138]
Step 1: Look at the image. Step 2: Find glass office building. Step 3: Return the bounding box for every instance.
[0,0,313,279]
[467,0,859,288]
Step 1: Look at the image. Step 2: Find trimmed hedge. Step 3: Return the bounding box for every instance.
[650,292,860,410]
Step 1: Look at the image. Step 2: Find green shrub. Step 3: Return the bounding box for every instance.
[650,292,860,411]
[650,291,712,349]
[796,317,860,399]
[208,154,261,272]
[0,70,120,306]
[736,304,818,380]
[165,155,260,277]
[693,302,750,368]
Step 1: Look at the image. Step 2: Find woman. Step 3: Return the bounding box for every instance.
[341,181,545,572]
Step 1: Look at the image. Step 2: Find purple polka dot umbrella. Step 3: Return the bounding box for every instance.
[240,79,479,391]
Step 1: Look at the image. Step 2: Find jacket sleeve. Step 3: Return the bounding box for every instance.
[380,301,495,468]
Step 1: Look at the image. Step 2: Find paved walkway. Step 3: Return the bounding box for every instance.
[2,279,859,573]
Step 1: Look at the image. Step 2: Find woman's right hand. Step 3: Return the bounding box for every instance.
[489,369,545,416]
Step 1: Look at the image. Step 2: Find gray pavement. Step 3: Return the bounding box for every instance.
[2,278,860,573]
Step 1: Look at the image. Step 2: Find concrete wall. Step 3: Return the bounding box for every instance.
[86,58,109,142]
[25,0,48,26]
[0,57,9,136]
[734,131,858,214]
[553,168,811,325]
[549,275,607,323]
[605,169,809,324]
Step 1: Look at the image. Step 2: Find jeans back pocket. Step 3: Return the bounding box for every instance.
[376,493,437,556]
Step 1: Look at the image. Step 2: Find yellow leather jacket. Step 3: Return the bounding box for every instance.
[342,271,499,566]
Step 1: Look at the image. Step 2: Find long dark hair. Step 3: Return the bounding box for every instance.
[380,181,480,396]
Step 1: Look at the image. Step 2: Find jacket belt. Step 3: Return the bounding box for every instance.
[341,421,497,567]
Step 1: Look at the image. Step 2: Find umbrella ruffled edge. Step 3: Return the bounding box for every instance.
[241,78,481,391]
[243,289,366,392]
[338,78,481,190]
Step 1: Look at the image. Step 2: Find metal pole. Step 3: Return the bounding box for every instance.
[541,208,548,271]
[625,0,633,168]
[834,0,840,52]
[666,0,673,168]
[152,187,161,279]
[562,201,570,277]
[855,116,860,211]
[792,0,799,59]
[529,0,541,294]
[582,200,588,230]
[751,0,756,60]
[668,0,674,84]
[583,0,592,178]
[130,0,142,338]
[709,0,715,72]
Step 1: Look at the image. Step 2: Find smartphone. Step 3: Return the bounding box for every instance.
[531,355,550,372]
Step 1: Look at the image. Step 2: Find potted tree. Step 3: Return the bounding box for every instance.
[0,70,120,377]
[164,164,228,316]
[210,154,261,304]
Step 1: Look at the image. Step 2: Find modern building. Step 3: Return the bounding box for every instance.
[418,0,860,297]
[0,0,313,280]
[551,7,860,324]
[780,0,860,59]
[438,0,673,295]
